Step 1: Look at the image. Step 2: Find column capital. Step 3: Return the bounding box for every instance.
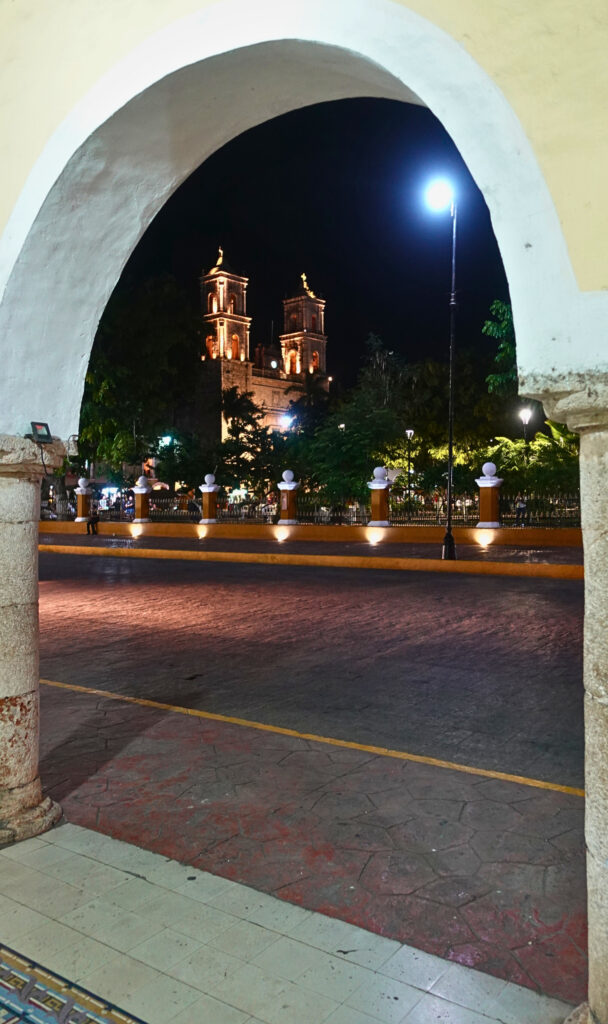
[522,373,608,433]
[0,434,68,479]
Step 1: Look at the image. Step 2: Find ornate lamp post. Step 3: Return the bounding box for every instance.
[425,178,457,559]
[405,428,414,520]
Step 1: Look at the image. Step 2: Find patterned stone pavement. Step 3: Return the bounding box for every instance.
[38,684,586,1006]
[38,554,586,1006]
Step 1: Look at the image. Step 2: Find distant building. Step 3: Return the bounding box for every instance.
[197,248,328,440]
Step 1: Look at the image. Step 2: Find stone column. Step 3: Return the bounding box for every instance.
[541,390,608,1024]
[367,467,390,527]
[199,473,220,523]
[74,476,92,523]
[475,462,503,528]
[277,470,299,524]
[0,434,66,844]
[132,475,151,523]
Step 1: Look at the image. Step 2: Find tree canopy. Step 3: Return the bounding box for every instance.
[78,274,200,478]
[79,292,579,500]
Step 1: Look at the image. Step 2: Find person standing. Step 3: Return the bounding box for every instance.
[86,502,100,535]
[514,493,527,526]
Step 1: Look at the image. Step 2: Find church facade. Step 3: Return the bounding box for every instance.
[197,249,328,439]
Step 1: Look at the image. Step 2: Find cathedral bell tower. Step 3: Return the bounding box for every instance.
[279,273,327,377]
[200,247,251,362]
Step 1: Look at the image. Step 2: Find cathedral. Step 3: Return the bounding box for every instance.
[197,248,328,439]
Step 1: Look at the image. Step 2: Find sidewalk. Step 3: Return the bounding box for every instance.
[38,532,583,585]
[0,824,574,1024]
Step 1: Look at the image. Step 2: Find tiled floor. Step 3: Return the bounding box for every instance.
[1,824,574,1023]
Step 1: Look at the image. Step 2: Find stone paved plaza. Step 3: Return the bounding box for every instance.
[33,550,587,1013]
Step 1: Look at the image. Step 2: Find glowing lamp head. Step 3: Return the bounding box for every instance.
[519,408,533,426]
[424,178,454,212]
[270,359,278,369]
[279,415,293,429]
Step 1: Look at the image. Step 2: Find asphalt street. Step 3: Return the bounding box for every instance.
[39,552,584,788]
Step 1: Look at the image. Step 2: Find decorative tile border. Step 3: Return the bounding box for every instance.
[0,946,145,1024]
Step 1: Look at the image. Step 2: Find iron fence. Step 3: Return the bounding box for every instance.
[216,503,272,524]
[148,495,199,522]
[388,495,478,526]
[40,489,581,528]
[499,492,580,527]
[296,496,369,525]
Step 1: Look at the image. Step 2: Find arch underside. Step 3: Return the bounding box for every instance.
[1,1,603,440]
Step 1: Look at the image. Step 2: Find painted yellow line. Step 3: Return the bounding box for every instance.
[40,678,585,798]
[38,543,583,580]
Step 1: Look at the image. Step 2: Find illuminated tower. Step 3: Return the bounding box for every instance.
[200,247,251,362]
[279,273,327,376]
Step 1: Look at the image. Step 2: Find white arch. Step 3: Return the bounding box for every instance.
[1,0,604,439]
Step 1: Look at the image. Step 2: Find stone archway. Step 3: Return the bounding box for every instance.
[1,3,606,1020]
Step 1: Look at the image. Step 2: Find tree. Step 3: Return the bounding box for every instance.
[286,371,330,433]
[482,299,517,396]
[219,387,286,497]
[78,275,201,477]
[488,420,580,493]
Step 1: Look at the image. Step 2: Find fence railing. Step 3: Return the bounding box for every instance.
[388,495,479,526]
[499,492,580,527]
[296,496,369,525]
[40,489,581,528]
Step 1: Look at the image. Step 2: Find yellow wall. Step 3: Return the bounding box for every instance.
[1,0,606,290]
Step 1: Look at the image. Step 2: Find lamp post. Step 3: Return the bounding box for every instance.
[405,428,414,520]
[425,178,457,559]
[519,407,532,443]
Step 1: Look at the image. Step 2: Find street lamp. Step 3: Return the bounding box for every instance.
[405,429,414,520]
[519,407,533,443]
[424,177,457,559]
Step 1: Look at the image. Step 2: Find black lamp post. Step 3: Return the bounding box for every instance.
[425,178,457,560]
[405,429,414,521]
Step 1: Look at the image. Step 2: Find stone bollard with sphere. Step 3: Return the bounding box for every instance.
[132,475,152,523]
[199,474,220,523]
[277,470,300,524]
[475,462,503,528]
[74,477,92,522]
[367,467,391,527]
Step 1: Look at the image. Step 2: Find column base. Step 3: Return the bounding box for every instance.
[476,521,501,528]
[74,516,88,523]
[278,519,297,525]
[0,793,61,845]
[368,520,390,528]
[563,1004,589,1024]
[199,518,217,524]
[132,518,150,524]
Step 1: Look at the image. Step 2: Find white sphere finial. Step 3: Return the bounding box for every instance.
[482,462,497,478]
[373,466,387,480]
[282,470,294,483]
[204,473,215,486]
[77,477,89,489]
[136,475,148,488]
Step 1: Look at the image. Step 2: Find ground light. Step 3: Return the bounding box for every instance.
[424,177,457,560]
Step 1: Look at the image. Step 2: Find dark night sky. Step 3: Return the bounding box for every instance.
[118,97,509,386]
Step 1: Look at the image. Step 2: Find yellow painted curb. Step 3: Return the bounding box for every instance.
[39,520,582,548]
[40,678,584,798]
[38,543,583,579]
